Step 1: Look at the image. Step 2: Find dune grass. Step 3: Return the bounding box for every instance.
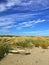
[0,36,49,49]
[16,40,33,48]
[0,36,49,60]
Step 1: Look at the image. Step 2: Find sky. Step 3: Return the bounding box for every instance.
[0,0,49,36]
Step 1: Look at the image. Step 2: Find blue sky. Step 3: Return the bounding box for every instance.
[0,0,49,36]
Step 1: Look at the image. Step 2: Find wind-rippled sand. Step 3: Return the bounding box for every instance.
[0,47,49,65]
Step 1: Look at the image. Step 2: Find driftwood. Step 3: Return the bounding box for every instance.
[9,50,31,55]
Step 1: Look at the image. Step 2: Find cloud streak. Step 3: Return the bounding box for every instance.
[0,17,15,27]
[0,0,49,36]
[0,0,49,12]
[0,13,46,31]
[16,19,46,29]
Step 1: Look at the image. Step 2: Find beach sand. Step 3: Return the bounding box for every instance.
[0,47,49,65]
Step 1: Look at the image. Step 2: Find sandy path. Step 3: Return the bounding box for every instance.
[0,47,49,65]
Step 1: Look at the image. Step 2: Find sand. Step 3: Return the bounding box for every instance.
[0,47,49,65]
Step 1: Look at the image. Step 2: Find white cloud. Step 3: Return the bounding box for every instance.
[0,13,48,35]
[0,0,32,12]
[0,17,15,26]
[0,15,16,32]
[34,19,45,23]
[0,13,40,28]
[7,0,49,7]
[0,0,49,12]
[0,13,46,30]
[16,19,46,29]
[0,4,6,12]
[3,25,13,29]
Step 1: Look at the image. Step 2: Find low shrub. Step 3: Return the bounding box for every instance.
[40,42,48,49]
[38,40,49,49]
[30,39,49,48]
[16,40,33,48]
[30,40,40,47]
[0,43,11,60]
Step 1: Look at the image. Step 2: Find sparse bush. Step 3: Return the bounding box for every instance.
[34,43,39,47]
[0,43,11,60]
[30,40,40,47]
[40,41,48,49]
[16,40,33,48]
[30,39,49,48]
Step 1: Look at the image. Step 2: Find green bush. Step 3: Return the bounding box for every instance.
[16,40,33,48]
[30,40,40,47]
[0,43,11,60]
[30,39,49,48]
[0,44,5,59]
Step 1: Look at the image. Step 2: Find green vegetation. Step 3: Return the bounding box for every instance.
[30,39,49,49]
[14,38,49,49]
[30,39,40,47]
[0,36,49,49]
[0,43,11,60]
[40,40,49,49]
[16,40,33,48]
[0,36,49,60]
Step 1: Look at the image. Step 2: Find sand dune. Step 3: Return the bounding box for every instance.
[0,47,49,65]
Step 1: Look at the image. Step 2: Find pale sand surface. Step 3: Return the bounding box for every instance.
[0,47,49,65]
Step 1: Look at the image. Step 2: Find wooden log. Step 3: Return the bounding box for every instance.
[9,50,31,55]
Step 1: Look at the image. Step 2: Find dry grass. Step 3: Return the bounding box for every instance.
[0,36,49,49]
